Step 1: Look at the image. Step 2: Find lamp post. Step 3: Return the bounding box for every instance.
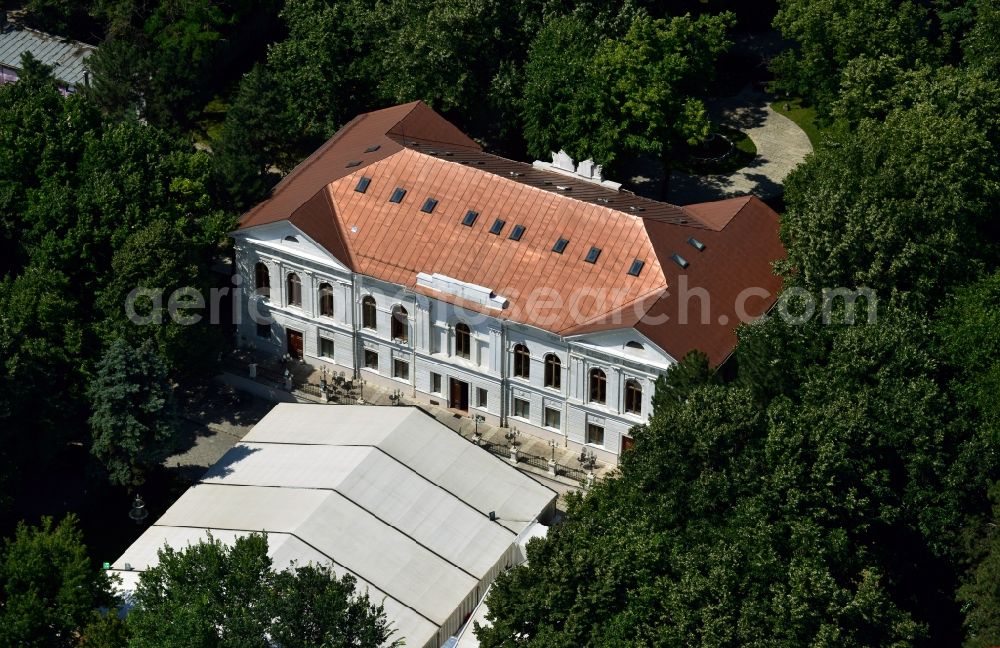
[547,439,558,476]
[128,494,148,525]
[473,414,485,444]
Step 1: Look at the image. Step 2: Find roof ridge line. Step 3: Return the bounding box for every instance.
[228,439,520,536]
[185,482,482,589]
[557,284,668,335]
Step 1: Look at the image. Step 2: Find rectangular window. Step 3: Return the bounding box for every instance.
[256,323,270,339]
[393,359,409,380]
[477,388,488,408]
[489,219,505,235]
[431,372,442,394]
[544,407,561,430]
[512,397,529,419]
[364,349,378,370]
[585,247,601,264]
[508,224,525,241]
[355,176,371,193]
[552,238,569,254]
[586,423,605,446]
[319,336,334,358]
[461,210,478,227]
[389,187,407,203]
[420,198,438,213]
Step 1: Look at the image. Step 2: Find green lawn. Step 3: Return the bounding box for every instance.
[770,97,822,148]
[191,96,230,146]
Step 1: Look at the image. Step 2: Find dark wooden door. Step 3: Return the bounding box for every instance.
[286,329,303,359]
[621,435,636,453]
[449,378,469,412]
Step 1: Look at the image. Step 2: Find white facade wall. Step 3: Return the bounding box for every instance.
[233,225,676,462]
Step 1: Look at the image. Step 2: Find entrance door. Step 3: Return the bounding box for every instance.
[286,329,304,359]
[449,378,469,412]
[621,435,636,453]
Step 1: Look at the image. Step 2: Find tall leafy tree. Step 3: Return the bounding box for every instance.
[88,338,180,490]
[779,90,1000,311]
[522,10,733,170]
[0,515,116,648]
[771,0,937,114]
[128,533,399,647]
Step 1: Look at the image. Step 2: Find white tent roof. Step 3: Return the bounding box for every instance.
[111,404,556,648]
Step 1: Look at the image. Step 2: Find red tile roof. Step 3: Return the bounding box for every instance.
[239,102,785,366]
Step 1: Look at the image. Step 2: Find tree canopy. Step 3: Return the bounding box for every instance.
[127,533,399,648]
[0,515,116,648]
[521,10,733,169]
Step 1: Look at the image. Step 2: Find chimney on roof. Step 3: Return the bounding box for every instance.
[532,149,622,191]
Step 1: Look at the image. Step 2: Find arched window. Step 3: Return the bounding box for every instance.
[318,283,334,317]
[455,323,471,359]
[625,341,644,351]
[589,368,606,405]
[286,273,301,307]
[391,305,408,342]
[361,296,376,330]
[513,344,530,379]
[254,263,270,297]
[544,354,561,389]
[624,379,642,415]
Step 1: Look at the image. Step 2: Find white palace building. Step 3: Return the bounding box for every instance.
[233,102,784,462]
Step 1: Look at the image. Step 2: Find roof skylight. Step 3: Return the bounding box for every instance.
[553,238,569,254]
[389,188,407,203]
[585,247,601,264]
[489,219,506,235]
[687,236,706,251]
[421,198,438,214]
[671,253,689,269]
[627,259,645,276]
[462,210,478,227]
[355,177,371,193]
[509,225,525,241]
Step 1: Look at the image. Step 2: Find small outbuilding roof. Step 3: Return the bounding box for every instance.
[0,23,95,87]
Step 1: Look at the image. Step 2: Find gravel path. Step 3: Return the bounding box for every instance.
[667,86,814,204]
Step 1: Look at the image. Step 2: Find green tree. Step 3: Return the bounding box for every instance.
[127,533,398,647]
[0,515,116,648]
[96,218,226,375]
[269,563,401,648]
[522,10,732,171]
[87,338,180,490]
[959,484,1000,648]
[771,0,937,114]
[0,266,87,509]
[779,94,999,310]
[649,349,716,414]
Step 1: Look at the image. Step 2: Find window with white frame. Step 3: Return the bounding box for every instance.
[477,388,488,408]
[319,336,334,358]
[544,407,561,430]
[586,423,605,446]
[512,397,529,419]
[431,372,442,394]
